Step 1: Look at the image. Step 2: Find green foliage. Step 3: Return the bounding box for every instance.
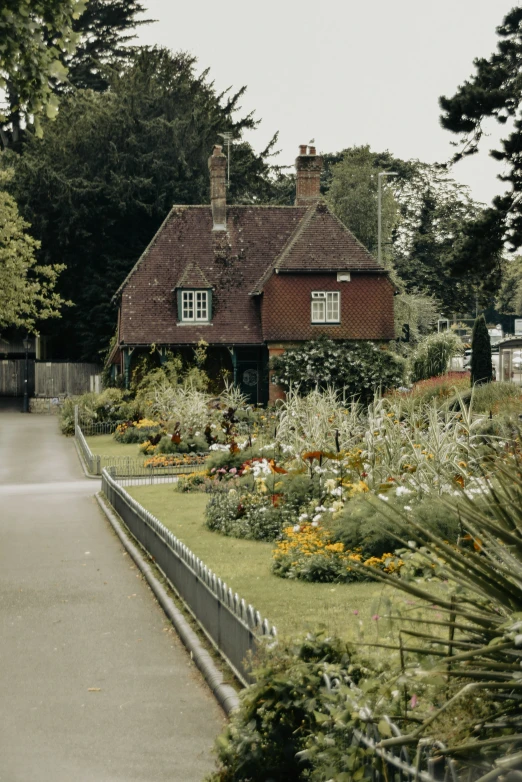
[205,490,287,542]
[0,170,68,330]
[207,635,365,782]
[471,314,493,386]
[0,0,86,147]
[410,331,463,383]
[327,145,400,260]
[333,495,460,557]
[270,338,406,402]
[65,0,151,91]
[496,255,522,315]
[393,292,440,344]
[439,7,522,260]
[10,47,283,360]
[353,455,522,769]
[60,387,134,433]
[154,433,208,454]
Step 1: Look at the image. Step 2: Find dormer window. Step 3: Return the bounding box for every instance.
[179,289,211,322]
[311,291,340,324]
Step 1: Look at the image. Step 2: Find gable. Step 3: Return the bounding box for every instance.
[251,201,383,294]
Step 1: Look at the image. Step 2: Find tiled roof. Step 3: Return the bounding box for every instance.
[250,201,383,293]
[116,202,390,347]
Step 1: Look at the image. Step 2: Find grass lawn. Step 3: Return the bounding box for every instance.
[86,434,145,463]
[127,486,447,644]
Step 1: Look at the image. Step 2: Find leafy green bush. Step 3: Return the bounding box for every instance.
[270,337,406,401]
[60,388,137,434]
[410,331,462,383]
[333,494,460,557]
[207,635,367,782]
[205,490,288,541]
[154,433,209,454]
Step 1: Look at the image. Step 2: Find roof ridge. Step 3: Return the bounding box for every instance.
[250,203,318,294]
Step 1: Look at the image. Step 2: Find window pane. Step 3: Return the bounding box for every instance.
[311,300,325,322]
[182,291,193,320]
[326,292,339,322]
[196,291,208,320]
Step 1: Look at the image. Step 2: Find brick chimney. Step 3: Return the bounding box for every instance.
[295,145,322,206]
[208,144,227,231]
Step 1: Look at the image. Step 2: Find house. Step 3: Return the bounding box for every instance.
[109,144,396,403]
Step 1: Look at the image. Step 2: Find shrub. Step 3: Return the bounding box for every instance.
[270,337,406,401]
[332,494,460,557]
[154,433,209,454]
[114,419,162,444]
[205,490,287,541]
[60,388,137,434]
[207,635,366,782]
[410,331,463,383]
[388,372,470,405]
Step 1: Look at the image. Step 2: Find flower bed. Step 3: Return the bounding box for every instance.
[272,523,403,583]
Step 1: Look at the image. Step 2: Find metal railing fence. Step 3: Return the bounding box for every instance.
[74,407,207,478]
[101,468,276,685]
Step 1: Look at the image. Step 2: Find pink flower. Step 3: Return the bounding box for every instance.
[211,468,216,473]
[372,614,380,621]
[218,468,226,474]
[353,610,359,615]
[229,467,237,474]
[409,694,418,709]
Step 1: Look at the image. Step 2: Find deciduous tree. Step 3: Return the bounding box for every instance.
[0,171,67,331]
[0,0,87,149]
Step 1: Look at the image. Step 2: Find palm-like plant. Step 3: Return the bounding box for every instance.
[358,450,522,776]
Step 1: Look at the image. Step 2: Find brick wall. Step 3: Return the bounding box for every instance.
[261,273,395,342]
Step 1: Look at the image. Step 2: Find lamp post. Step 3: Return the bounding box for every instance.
[22,335,31,413]
[377,171,398,264]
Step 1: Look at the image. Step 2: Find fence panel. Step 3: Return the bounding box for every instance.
[101,468,276,685]
[0,359,35,396]
[35,362,102,396]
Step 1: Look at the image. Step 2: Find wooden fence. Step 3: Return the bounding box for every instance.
[0,360,101,397]
[35,362,101,397]
[0,360,35,396]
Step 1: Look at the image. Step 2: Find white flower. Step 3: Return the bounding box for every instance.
[293,524,301,532]
[395,486,412,496]
[311,520,319,527]
[315,505,327,512]
[298,513,309,522]
[312,514,322,522]
[377,494,389,502]
[209,443,229,452]
[404,505,412,511]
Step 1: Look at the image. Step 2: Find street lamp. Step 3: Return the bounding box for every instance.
[377,171,398,264]
[22,334,31,413]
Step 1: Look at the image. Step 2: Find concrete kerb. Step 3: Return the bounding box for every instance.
[95,492,240,716]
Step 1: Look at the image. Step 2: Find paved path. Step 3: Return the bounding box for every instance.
[0,408,224,781]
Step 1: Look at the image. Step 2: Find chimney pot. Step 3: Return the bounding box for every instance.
[299,144,307,155]
[308,145,316,155]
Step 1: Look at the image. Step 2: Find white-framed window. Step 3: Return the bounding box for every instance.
[311,291,340,323]
[181,290,209,322]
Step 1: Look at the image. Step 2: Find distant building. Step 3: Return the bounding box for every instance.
[109,144,396,402]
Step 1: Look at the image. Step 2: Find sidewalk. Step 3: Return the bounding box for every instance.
[0,410,224,782]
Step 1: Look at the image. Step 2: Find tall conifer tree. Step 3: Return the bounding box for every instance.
[470,315,493,386]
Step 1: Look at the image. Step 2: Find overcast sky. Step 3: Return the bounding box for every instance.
[136,0,517,206]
